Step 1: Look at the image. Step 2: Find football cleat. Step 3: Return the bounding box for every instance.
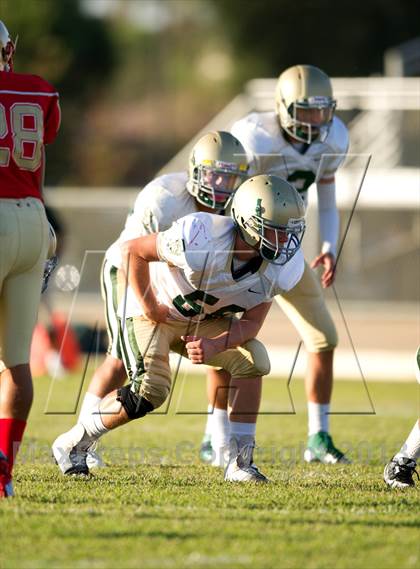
[384,456,419,489]
[224,438,269,483]
[304,431,350,464]
[0,478,14,498]
[52,423,94,475]
[0,451,14,498]
[199,434,214,464]
[86,442,105,470]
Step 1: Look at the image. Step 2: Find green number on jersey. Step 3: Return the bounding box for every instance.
[173,290,219,318]
[205,305,245,319]
[173,290,244,319]
[287,170,316,194]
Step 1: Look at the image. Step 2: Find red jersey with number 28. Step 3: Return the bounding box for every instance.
[0,70,60,201]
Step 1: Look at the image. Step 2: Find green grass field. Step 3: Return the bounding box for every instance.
[1,365,419,569]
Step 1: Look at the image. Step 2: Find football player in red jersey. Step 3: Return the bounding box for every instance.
[0,20,61,497]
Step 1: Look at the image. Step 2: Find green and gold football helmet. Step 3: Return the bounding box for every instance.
[0,21,15,72]
[231,174,306,265]
[187,131,249,211]
[275,64,336,144]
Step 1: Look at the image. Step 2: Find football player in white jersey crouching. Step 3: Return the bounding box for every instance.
[200,64,351,465]
[52,175,306,483]
[73,131,249,469]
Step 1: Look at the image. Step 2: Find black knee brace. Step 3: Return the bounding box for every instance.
[116,385,154,419]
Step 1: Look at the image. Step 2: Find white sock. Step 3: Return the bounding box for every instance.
[211,408,230,450]
[308,402,330,436]
[396,420,420,461]
[229,421,256,440]
[210,408,230,467]
[79,392,102,423]
[204,404,214,438]
[228,421,256,459]
[80,403,109,439]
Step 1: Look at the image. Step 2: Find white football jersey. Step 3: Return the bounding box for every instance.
[106,172,197,268]
[119,212,304,321]
[231,112,349,206]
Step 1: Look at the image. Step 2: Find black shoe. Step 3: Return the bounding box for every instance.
[384,456,419,489]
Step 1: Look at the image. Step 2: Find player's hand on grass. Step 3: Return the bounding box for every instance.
[181,336,220,364]
[310,252,336,288]
[144,303,169,323]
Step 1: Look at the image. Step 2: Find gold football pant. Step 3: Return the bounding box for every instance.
[101,258,123,360]
[276,261,337,353]
[0,197,49,368]
[119,316,271,409]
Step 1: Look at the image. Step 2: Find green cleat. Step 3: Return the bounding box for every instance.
[304,431,350,464]
[199,434,214,464]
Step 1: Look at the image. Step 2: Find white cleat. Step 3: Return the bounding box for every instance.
[224,438,269,483]
[86,442,105,470]
[52,423,94,476]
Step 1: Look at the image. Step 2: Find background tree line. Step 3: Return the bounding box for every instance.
[1,0,418,187]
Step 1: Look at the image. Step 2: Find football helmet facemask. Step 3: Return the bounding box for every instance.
[275,64,336,144]
[231,175,306,265]
[187,131,249,211]
[0,21,15,72]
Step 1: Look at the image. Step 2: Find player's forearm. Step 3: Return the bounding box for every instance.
[316,179,339,256]
[318,207,339,256]
[211,318,264,353]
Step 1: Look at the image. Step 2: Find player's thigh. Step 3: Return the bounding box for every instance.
[195,318,271,379]
[120,317,178,408]
[101,260,122,360]
[0,199,49,367]
[276,261,337,352]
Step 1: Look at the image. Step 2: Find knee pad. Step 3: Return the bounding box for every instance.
[228,340,271,379]
[116,385,154,420]
[246,339,271,376]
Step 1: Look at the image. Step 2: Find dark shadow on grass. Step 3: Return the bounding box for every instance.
[283,517,420,529]
[93,530,197,540]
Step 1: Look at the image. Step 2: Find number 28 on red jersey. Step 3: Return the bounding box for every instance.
[0,71,60,201]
